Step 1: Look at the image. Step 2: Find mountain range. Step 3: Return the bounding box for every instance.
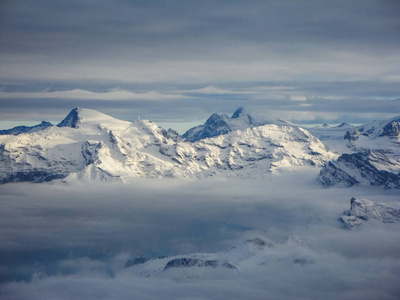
[0,107,399,188]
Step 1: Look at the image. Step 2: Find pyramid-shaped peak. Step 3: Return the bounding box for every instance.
[231,107,245,119]
[57,108,80,128]
[57,108,129,129]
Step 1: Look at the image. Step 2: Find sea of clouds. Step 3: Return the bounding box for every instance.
[1,168,399,299]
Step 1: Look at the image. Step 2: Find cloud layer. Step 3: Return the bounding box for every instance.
[0,170,399,299]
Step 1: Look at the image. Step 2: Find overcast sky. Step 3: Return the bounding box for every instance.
[0,0,399,130]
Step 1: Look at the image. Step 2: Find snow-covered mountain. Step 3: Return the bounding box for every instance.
[318,116,400,189]
[2,108,398,187]
[0,108,334,183]
[340,197,400,227]
[0,121,53,135]
[182,107,295,142]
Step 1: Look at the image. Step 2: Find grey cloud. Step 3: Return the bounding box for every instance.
[1,1,400,76]
[0,171,399,299]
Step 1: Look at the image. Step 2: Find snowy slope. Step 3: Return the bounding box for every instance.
[0,108,335,183]
[307,123,356,154]
[169,124,335,177]
[308,123,355,142]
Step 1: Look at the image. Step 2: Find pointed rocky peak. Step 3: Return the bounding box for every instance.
[57,108,80,128]
[182,112,232,142]
[231,107,244,119]
[56,108,132,132]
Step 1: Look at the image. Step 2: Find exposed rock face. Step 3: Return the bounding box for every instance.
[57,107,81,128]
[318,150,400,189]
[380,118,400,138]
[164,258,220,270]
[340,197,400,227]
[0,108,334,183]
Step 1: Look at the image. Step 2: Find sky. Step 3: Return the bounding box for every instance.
[0,0,400,131]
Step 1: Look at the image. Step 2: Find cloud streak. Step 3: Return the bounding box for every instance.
[0,88,191,101]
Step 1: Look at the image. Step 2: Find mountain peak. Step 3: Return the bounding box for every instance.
[57,107,80,128]
[56,108,131,130]
[231,107,244,119]
[183,108,294,142]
